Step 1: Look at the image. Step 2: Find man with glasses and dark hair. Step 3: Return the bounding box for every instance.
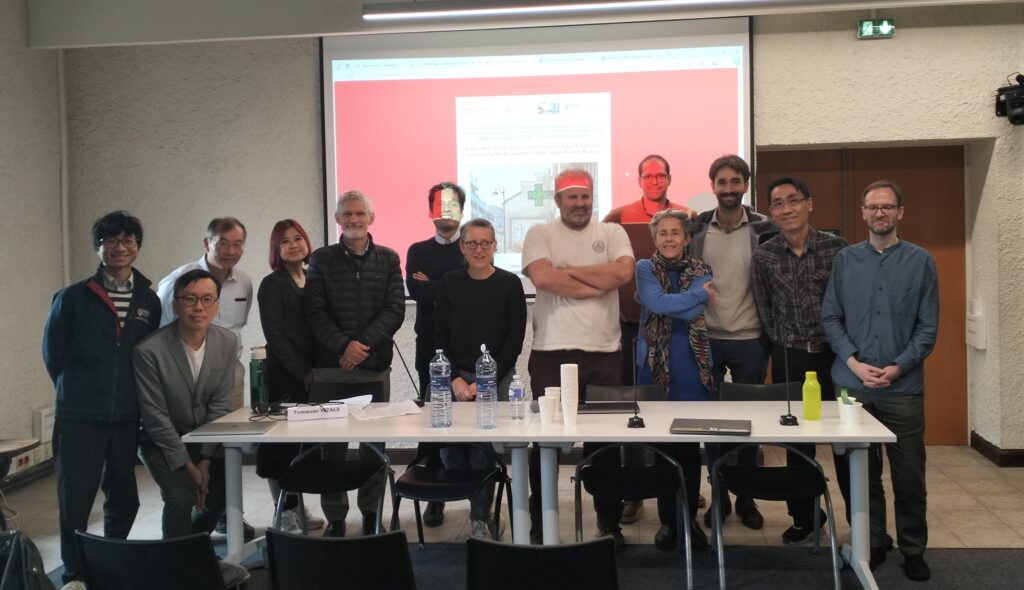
[134,269,239,539]
[689,154,775,531]
[822,180,938,582]
[43,211,162,588]
[604,155,698,524]
[156,216,254,536]
[405,182,467,528]
[751,177,850,544]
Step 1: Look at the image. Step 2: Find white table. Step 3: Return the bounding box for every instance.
[527,400,895,590]
[186,399,893,590]
[181,403,536,561]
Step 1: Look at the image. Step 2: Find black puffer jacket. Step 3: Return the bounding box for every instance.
[304,235,405,371]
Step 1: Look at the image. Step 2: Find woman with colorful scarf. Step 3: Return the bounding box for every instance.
[635,208,716,551]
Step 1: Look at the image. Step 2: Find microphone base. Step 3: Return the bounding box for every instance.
[779,413,799,426]
[628,415,646,429]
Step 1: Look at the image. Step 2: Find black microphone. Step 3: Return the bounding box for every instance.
[779,342,799,426]
[628,336,645,428]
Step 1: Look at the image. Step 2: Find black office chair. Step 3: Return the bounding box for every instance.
[389,443,512,548]
[74,531,229,590]
[574,443,696,590]
[274,369,395,535]
[466,536,618,590]
[273,442,394,535]
[265,528,416,590]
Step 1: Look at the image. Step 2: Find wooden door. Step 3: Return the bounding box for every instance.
[755,146,967,445]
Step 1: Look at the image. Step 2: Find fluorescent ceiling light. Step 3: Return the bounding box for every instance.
[363,0,752,21]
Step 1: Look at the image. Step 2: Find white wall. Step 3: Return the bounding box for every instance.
[14,2,1024,446]
[753,4,1024,447]
[0,0,62,436]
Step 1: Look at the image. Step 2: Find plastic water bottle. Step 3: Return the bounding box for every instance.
[802,371,822,421]
[508,374,526,420]
[249,346,268,412]
[429,349,452,428]
[476,344,498,429]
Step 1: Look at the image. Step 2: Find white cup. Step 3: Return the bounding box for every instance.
[561,390,578,427]
[538,396,557,424]
[560,364,579,393]
[545,387,561,415]
[838,400,863,424]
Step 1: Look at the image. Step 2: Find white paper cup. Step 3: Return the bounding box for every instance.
[561,390,578,427]
[545,387,561,415]
[560,364,579,393]
[838,401,863,424]
[538,396,557,424]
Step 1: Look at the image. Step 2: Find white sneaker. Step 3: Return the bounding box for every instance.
[60,582,87,590]
[278,508,303,534]
[470,520,492,540]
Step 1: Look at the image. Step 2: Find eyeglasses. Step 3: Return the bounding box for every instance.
[214,239,245,250]
[640,173,669,182]
[768,196,809,210]
[862,204,900,214]
[462,240,494,250]
[100,237,139,249]
[175,295,218,307]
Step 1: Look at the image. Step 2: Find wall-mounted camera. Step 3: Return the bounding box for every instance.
[996,73,1024,126]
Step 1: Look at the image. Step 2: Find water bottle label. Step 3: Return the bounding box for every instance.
[509,388,524,400]
[430,375,451,390]
[476,375,496,392]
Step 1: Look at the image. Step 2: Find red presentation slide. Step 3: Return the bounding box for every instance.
[333,68,739,270]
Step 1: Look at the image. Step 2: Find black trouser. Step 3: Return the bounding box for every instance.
[54,418,140,584]
[527,349,622,534]
[139,443,226,539]
[653,443,702,527]
[771,344,851,527]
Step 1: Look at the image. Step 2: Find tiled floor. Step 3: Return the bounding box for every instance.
[4,444,1023,576]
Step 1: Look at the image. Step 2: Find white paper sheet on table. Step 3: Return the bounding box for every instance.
[327,394,373,407]
[349,399,422,420]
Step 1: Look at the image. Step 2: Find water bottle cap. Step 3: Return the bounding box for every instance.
[480,344,488,353]
[436,349,444,353]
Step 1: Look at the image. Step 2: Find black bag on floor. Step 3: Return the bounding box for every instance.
[0,530,56,590]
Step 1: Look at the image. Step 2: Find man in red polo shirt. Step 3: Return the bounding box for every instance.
[605,154,697,223]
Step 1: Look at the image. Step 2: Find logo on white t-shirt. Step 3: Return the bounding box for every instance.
[592,241,606,253]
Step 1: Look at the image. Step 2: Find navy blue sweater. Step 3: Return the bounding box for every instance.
[42,266,162,422]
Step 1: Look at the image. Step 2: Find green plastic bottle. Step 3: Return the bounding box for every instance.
[802,371,822,421]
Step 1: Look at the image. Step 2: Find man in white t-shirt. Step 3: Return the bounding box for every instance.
[521,168,634,545]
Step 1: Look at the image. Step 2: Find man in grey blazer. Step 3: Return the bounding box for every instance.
[135,269,239,538]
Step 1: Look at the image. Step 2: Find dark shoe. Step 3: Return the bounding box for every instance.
[598,525,626,548]
[782,524,818,544]
[654,525,676,551]
[703,492,731,528]
[323,520,346,538]
[870,534,895,570]
[215,515,255,541]
[362,513,378,535]
[620,500,644,524]
[423,501,445,527]
[903,554,931,581]
[734,496,763,530]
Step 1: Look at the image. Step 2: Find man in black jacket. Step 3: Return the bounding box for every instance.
[42,211,162,586]
[305,190,405,537]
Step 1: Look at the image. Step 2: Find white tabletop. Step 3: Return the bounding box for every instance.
[182,402,535,444]
[529,400,896,444]
[183,400,893,446]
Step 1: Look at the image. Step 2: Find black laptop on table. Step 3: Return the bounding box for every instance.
[669,418,751,436]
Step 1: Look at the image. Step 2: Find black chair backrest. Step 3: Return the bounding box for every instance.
[585,384,664,402]
[718,381,801,402]
[466,537,618,590]
[266,529,416,590]
[74,531,224,590]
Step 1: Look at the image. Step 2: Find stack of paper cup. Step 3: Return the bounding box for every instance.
[560,364,579,427]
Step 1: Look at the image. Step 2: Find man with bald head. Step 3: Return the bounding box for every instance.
[521,168,635,545]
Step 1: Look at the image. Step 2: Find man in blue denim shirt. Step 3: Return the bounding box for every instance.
[821,180,939,582]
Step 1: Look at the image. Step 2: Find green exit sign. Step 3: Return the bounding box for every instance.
[858,19,895,39]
